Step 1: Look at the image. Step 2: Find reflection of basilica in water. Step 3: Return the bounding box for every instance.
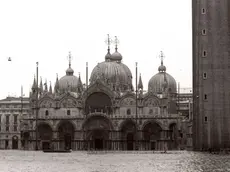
[20,36,185,151]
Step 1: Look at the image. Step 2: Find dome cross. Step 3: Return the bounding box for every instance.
[113,36,120,52]
[67,51,73,68]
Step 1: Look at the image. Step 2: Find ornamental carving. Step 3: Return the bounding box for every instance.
[60,98,78,108]
[40,100,53,108]
[121,98,135,106]
[144,98,158,107]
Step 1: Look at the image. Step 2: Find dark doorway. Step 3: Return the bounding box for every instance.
[42,142,50,150]
[151,142,156,150]
[64,134,72,150]
[12,136,18,149]
[94,138,103,150]
[127,133,134,150]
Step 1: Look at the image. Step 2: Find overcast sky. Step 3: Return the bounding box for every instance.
[0,0,192,99]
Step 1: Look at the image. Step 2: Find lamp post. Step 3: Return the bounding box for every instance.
[35,62,39,150]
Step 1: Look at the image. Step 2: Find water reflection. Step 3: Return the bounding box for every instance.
[0,150,230,172]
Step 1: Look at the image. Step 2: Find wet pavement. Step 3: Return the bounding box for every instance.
[0,150,230,172]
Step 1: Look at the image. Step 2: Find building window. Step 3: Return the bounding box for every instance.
[45,110,49,116]
[202,29,206,35]
[202,50,207,57]
[204,116,208,122]
[201,8,206,14]
[203,72,207,79]
[127,109,131,115]
[14,125,17,131]
[6,126,9,132]
[67,110,71,115]
[6,115,9,125]
[204,94,207,100]
[14,115,17,124]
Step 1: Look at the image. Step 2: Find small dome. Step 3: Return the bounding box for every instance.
[66,67,74,75]
[148,60,176,94]
[148,72,177,94]
[158,65,166,72]
[110,51,122,61]
[105,52,111,60]
[59,66,79,93]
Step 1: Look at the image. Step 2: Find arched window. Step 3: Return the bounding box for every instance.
[127,109,131,115]
[45,110,49,116]
[67,110,71,115]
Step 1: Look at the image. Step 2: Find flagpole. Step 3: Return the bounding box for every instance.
[35,62,39,150]
[135,62,138,150]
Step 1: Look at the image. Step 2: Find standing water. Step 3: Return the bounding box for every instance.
[0,150,230,172]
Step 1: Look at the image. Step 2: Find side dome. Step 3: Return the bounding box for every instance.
[59,65,79,93]
[90,61,133,92]
[148,60,177,94]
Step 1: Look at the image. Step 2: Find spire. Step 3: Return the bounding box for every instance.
[49,81,52,93]
[68,51,72,68]
[138,73,143,90]
[114,36,119,52]
[77,72,83,92]
[39,77,43,94]
[32,75,36,89]
[66,52,74,76]
[44,79,48,92]
[54,73,60,93]
[105,34,112,61]
[158,51,166,72]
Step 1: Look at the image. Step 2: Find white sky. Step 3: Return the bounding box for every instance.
[0,0,192,99]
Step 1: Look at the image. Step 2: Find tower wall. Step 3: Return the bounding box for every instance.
[193,0,230,150]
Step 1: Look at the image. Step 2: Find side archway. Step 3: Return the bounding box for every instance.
[119,120,137,150]
[169,123,179,149]
[12,135,19,149]
[37,123,53,150]
[57,120,75,150]
[142,121,162,150]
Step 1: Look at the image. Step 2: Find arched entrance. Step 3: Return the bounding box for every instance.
[58,121,75,150]
[12,136,18,149]
[169,123,178,149]
[142,122,162,150]
[37,123,53,150]
[120,120,137,150]
[85,92,112,115]
[21,131,29,150]
[83,116,112,150]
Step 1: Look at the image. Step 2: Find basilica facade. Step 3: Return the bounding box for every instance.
[20,42,182,151]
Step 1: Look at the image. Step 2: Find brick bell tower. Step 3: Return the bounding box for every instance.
[192,0,230,150]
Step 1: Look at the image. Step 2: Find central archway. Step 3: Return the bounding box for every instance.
[83,115,113,150]
[85,92,112,115]
[57,121,75,150]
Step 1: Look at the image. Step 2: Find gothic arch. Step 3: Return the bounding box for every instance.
[81,115,114,131]
[141,119,164,131]
[55,120,77,131]
[119,119,138,131]
[34,121,54,131]
[82,81,116,102]
[143,94,160,107]
[39,97,54,108]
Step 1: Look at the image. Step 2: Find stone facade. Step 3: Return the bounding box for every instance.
[0,97,30,149]
[193,0,230,150]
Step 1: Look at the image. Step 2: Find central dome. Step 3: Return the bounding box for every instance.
[90,61,133,92]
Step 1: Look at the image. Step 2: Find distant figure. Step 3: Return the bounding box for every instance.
[8,57,11,61]
[164,142,168,153]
